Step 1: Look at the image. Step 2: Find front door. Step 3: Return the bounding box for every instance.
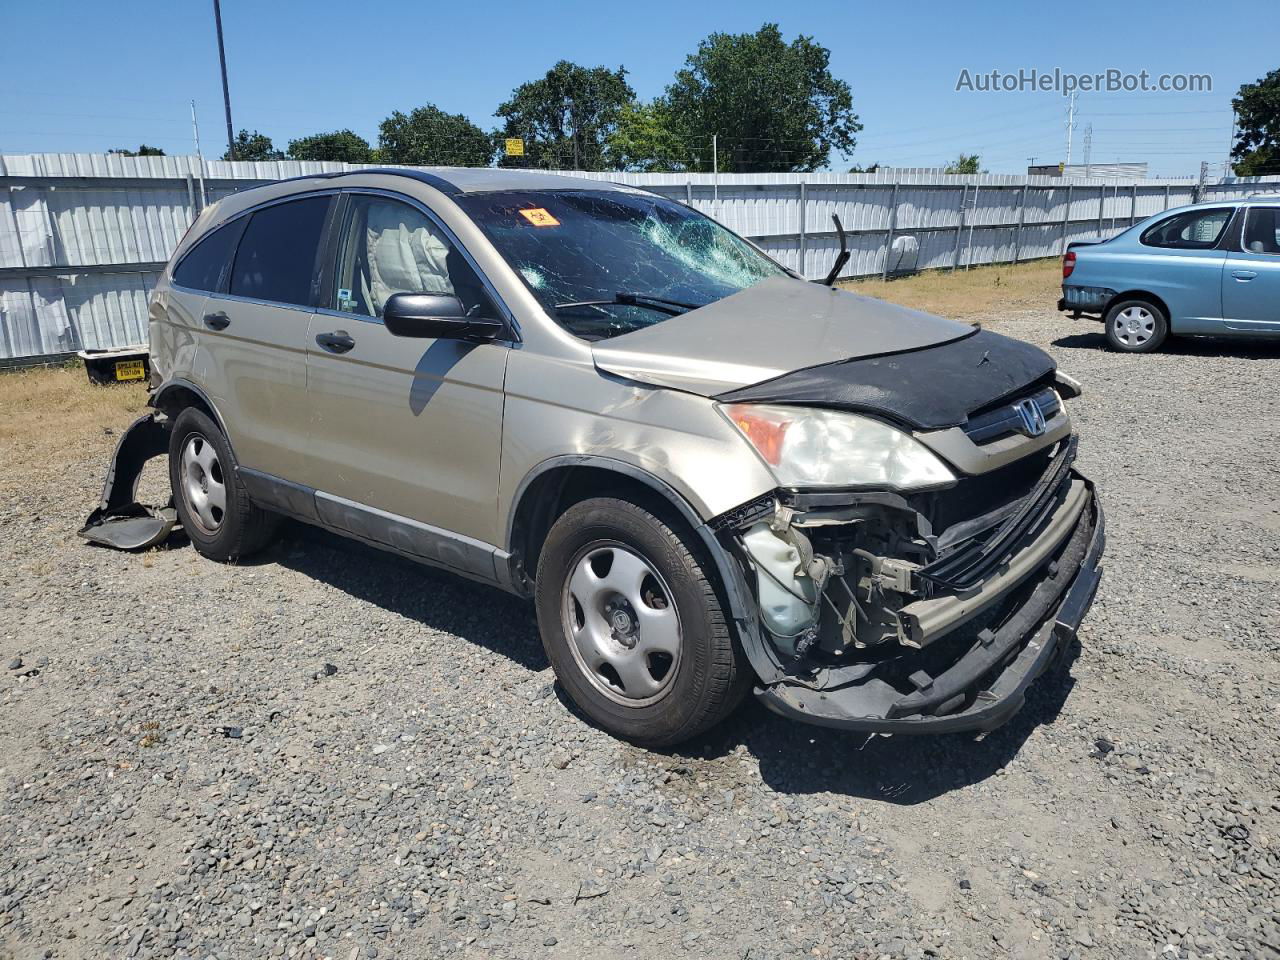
[304,192,511,573]
[1222,206,1280,333]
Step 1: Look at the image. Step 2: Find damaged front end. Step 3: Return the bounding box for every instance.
[717,436,1104,735]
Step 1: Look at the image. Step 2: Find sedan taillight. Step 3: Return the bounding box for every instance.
[1063,251,1077,279]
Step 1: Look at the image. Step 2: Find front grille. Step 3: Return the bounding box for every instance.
[917,438,1077,591]
[962,386,1060,445]
[919,444,1055,535]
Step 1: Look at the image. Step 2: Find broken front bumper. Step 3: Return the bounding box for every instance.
[755,482,1103,734]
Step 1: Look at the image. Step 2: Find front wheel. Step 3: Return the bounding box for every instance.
[534,497,751,746]
[1104,299,1168,353]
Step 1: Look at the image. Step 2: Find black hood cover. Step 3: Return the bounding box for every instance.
[715,328,1056,432]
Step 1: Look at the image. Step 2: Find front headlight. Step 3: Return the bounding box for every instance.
[719,403,956,491]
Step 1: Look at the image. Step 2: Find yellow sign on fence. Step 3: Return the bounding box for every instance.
[504,138,525,157]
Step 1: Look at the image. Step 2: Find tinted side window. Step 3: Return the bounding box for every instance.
[173,221,241,292]
[1140,208,1231,250]
[1243,208,1280,255]
[229,195,330,307]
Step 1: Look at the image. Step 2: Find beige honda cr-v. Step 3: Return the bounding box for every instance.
[86,167,1103,746]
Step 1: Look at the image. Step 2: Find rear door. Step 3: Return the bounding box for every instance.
[201,193,334,481]
[303,190,512,567]
[1222,206,1280,332]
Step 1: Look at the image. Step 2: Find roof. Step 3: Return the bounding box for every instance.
[289,167,640,197]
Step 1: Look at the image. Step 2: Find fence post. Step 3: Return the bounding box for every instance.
[685,180,692,206]
[965,184,979,270]
[1164,184,1171,210]
[1097,184,1106,237]
[798,181,807,279]
[1130,182,1138,227]
[1013,183,1028,263]
[881,181,899,281]
[184,174,197,220]
[951,184,967,271]
[1060,183,1073,255]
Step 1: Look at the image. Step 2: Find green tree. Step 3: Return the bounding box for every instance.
[661,24,860,173]
[848,162,880,173]
[109,144,166,157]
[495,61,634,170]
[944,153,982,174]
[223,129,284,161]
[288,129,373,163]
[1232,68,1280,176]
[605,101,689,171]
[378,105,493,167]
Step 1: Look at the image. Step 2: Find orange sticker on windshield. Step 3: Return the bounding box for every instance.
[519,207,560,227]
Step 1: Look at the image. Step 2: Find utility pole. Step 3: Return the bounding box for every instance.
[1226,106,1237,178]
[190,100,207,208]
[1083,124,1092,177]
[712,134,719,208]
[1065,91,1078,166]
[212,0,235,160]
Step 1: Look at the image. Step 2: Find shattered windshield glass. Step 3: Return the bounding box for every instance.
[456,189,789,340]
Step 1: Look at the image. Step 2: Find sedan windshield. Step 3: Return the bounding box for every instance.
[456,189,789,340]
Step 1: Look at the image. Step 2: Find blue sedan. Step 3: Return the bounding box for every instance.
[1059,198,1280,352]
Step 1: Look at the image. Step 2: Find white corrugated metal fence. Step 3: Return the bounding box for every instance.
[2,153,1278,361]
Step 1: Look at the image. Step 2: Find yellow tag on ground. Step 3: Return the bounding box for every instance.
[519,208,560,227]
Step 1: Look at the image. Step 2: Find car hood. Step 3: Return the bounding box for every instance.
[590,275,975,395]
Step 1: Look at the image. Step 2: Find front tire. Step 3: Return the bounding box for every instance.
[535,497,750,746]
[1105,299,1168,353]
[168,407,278,562]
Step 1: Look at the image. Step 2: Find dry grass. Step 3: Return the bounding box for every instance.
[0,364,148,484]
[842,257,1061,320]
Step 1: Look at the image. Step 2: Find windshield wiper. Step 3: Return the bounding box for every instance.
[553,291,705,316]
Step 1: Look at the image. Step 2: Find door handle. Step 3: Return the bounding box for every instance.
[203,312,230,330]
[1231,270,1258,281]
[315,330,355,354]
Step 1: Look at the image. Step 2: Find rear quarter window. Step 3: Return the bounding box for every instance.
[229,195,331,307]
[172,220,243,292]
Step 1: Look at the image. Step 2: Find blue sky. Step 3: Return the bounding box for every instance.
[1,0,1269,177]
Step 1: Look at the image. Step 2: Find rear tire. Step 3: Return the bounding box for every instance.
[535,497,751,746]
[1104,299,1168,353]
[168,407,278,562]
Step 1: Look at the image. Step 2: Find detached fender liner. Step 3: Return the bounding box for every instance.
[715,329,1056,432]
[756,483,1103,734]
[79,412,177,550]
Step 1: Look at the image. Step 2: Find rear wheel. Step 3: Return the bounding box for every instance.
[1104,299,1168,353]
[535,497,750,746]
[168,407,278,561]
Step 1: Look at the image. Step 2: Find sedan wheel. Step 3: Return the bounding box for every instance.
[1104,298,1168,353]
[1111,306,1155,348]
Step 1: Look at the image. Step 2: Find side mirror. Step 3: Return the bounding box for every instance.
[382,293,503,341]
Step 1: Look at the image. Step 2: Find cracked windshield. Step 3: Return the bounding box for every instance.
[458,189,788,340]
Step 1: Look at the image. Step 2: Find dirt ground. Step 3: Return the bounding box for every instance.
[1,271,1278,960]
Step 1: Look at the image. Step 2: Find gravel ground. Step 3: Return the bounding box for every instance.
[2,311,1278,960]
